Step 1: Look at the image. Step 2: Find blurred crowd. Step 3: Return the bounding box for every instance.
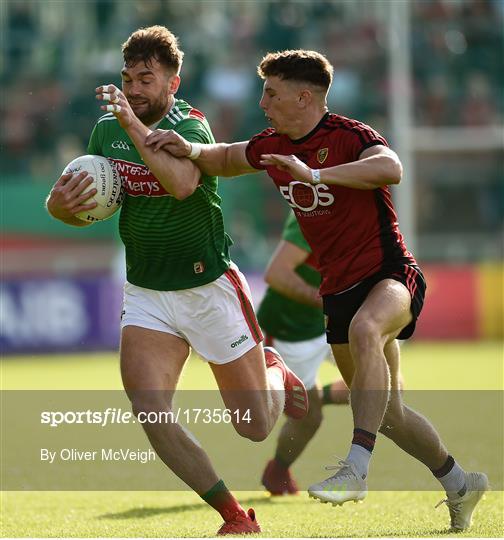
[1,0,502,264]
[2,0,502,174]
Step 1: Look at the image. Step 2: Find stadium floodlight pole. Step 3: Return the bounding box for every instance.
[387,0,416,254]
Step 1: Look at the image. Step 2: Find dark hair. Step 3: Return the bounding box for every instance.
[258,49,333,91]
[122,25,184,72]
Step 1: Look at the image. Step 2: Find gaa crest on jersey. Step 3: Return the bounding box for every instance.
[193,261,205,274]
[317,148,328,164]
[112,140,130,151]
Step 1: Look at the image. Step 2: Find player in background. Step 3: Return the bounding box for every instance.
[258,211,349,495]
[144,49,488,531]
[45,27,309,536]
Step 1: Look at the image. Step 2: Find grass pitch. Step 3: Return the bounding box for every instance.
[1,341,503,537]
[2,489,503,538]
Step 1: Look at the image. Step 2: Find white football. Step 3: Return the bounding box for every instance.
[62,154,124,222]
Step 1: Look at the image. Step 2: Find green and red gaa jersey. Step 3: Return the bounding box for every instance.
[257,212,325,342]
[87,99,232,291]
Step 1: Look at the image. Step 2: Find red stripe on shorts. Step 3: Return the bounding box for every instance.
[403,265,413,293]
[224,269,263,344]
[404,265,418,298]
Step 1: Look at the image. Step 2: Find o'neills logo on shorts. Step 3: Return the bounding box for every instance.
[231,335,249,348]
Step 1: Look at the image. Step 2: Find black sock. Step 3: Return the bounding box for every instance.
[321,384,333,405]
[352,427,376,453]
[431,455,455,478]
[201,479,245,521]
[273,453,291,469]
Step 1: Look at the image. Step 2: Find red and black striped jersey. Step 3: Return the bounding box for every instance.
[246,112,416,295]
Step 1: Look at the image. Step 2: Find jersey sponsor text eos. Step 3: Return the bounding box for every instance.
[279,181,334,212]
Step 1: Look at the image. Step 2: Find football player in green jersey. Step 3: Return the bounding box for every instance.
[46,26,310,536]
[258,211,349,495]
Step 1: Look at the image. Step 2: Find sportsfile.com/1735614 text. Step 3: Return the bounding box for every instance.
[40,408,252,427]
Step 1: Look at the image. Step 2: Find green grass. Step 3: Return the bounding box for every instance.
[1,341,503,537]
[1,490,503,537]
[2,340,503,390]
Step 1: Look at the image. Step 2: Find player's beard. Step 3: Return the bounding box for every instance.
[129,93,171,126]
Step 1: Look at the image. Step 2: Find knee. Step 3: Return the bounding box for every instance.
[233,416,270,442]
[129,396,171,426]
[349,318,379,345]
[130,398,157,419]
[348,318,382,356]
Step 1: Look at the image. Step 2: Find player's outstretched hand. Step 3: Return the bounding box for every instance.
[145,129,192,157]
[260,154,314,183]
[47,171,97,220]
[96,84,135,129]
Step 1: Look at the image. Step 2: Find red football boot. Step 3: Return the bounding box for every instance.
[264,346,309,419]
[217,508,261,535]
[261,459,300,496]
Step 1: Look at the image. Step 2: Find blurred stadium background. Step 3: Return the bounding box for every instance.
[1,0,503,355]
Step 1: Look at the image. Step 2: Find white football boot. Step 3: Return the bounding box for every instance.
[308,459,367,506]
[435,472,489,531]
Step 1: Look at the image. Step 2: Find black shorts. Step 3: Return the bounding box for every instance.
[322,264,426,344]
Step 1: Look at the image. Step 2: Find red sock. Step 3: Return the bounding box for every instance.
[201,480,246,521]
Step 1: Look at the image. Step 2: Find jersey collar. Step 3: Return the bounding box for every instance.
[290,112,329,145]
[148,99,178,130]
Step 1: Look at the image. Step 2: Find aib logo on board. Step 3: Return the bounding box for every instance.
[279,181,334,212]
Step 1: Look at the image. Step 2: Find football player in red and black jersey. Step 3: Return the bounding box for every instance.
[145,49,487,531]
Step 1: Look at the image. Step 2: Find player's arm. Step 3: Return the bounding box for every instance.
[265,240,322,309]
[145,130,257,178]
[260,145,402,189]
[96,85,200,200]
[126,118,200,200]
[46,171,97,227]
[192,141,258,178]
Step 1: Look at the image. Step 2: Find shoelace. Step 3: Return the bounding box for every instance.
[324,459,359,481]
[435,498,461,515]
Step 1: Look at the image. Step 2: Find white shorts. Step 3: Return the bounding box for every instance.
[266,334,332,390]
[121,263,263,364]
